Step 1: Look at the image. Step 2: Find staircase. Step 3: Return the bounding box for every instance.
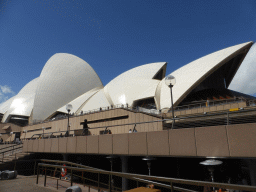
[1,152,31,163]
[0,144,30,164]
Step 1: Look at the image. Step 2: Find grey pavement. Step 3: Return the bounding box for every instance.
[0,175,99,192]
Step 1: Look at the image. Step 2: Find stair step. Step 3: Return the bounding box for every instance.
[16,153,30,156]
[3,158,15,161]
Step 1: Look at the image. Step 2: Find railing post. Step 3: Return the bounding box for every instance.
[98,173,100,192]
[71,169,73,186]
[82,171,85,187]
[57,179,58,190]
[34,160,36,176]
[14,160,16,171]
[109,174,112,192]
[170,181,174,192]
[44,167,47,186]
[36,165,39,184]
[137,181,139,188]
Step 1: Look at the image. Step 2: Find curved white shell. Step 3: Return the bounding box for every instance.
[0,96,15,115]
[32,53,102,121]
[1,78,39,122]
[158,41,253,109]
[57,87,102,114]
[104,62,166,106]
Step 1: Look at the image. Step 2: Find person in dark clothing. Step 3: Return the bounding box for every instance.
[82,119,89,136]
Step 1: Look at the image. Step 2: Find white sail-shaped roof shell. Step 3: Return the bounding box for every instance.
[57,87,102,114]
[81,89,111,112]
[0,96,15,115]
[158,42,253,109]
[104,62,166,106]
[32,53,103,121]
[1,78,39,122]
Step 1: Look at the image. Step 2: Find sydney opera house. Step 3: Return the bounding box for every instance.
[1,41,256,189]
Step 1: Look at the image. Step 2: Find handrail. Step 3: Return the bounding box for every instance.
[173,97,246,111]
[0,145,23,162]
[38,162,256,191]
[0,143,22,151]
[25,107,256,140]
[40,159,193,192]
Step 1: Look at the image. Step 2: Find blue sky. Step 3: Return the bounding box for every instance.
[0,0,256,103]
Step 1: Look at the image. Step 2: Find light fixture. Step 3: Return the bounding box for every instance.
[165,74,176,87]
[165,74,176,129]
[66,104,73,137]
[142,157,156,176]
[200,159,222,166]
[66,104,73,112]
[200,159,222,190]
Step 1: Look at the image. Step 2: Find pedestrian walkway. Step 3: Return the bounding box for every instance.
[37,175,98,191]
[0,175,100,192]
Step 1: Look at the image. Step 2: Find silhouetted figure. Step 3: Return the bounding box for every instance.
[82,119,89,136]
[65,131,69,137]
[133,124,137,132]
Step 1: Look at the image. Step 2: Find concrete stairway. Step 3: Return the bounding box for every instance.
[1,152,31,163]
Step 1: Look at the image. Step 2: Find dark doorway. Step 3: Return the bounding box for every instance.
[14,132,21,141]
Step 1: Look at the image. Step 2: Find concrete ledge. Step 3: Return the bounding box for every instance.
[87,135,99,154]
[169,128,196,156]
[99,134,113,154]
[76,136,87,154]
[113,134,129,155]
[129,132,147,155]
[147,131,169,156]
[195,126,229,157]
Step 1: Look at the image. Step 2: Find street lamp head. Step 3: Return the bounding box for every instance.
[66,104,73,113]
[200,159,223,166]
[165,74,176,87]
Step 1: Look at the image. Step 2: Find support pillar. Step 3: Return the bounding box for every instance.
[246,159,256,186]
[121,156,128,191]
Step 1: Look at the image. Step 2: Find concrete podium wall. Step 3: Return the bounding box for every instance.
[22,108,162,139]
[22,122,256,158]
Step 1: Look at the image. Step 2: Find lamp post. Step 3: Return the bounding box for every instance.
[142,157,156,176]
[165,74,176,129]
[106,156,117,190]
[200,159,223,191]
[66,104,73,137]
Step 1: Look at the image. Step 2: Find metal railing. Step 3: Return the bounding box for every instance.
[24,106,256,140]
[0,144,23,163]
[37,159,256,192]
[0,159,38,176]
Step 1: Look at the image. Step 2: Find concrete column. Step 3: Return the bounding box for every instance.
[246,159,256,186]
[121,156,128,191]
[63,154,68,161]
